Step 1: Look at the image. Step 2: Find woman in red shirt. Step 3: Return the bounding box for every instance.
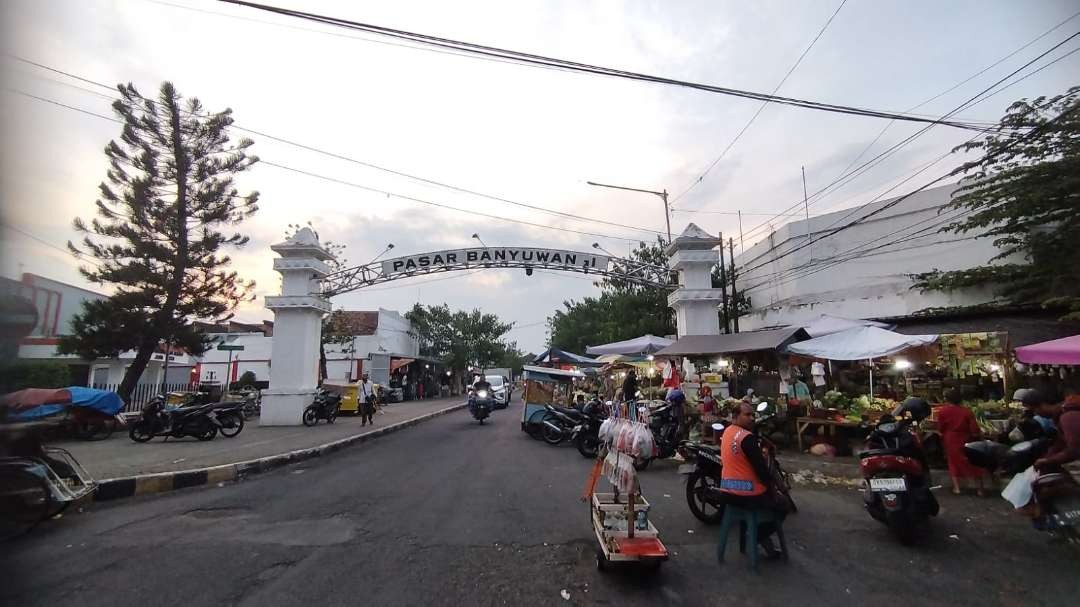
[936,389,987,496]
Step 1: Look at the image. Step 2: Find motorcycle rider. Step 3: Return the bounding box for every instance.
[1035,387,1080,474]
[1013,388,1054,441]
[713,401,785,558]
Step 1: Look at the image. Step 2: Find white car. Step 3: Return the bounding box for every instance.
[485,375,511,408]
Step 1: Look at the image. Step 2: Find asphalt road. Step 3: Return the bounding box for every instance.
[3,397,1078,606]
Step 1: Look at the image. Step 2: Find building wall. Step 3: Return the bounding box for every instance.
[733,183,1008,330]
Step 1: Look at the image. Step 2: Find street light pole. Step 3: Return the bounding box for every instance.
[586,181,671,243]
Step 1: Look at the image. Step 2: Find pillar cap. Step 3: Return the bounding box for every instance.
[271,227,335,261]
[665,223,723,254]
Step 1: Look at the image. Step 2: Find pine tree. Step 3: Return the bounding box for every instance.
[59,82,259,401]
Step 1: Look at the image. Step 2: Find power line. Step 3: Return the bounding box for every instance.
[0,220,104,268]
[735,101,1078,281]
[6,86,652,244]
[221,0,994,131]
[6,56,663,238]
[731,29,1080,248]
[672,0,848,206]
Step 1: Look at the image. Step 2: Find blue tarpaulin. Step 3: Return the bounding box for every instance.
[11,386,123,420]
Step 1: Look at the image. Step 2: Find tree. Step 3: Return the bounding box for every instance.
[58,82,259,401]
[548,238,675,352]
[912,87,1080,320]
[405,304,515,371]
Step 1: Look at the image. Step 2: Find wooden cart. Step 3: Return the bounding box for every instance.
[591,491,669,571]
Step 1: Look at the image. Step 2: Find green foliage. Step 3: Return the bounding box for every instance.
[0,360,71,393]
[405,304,516,371]
[913,86,1080,321]
[237,370,257,387]
[59,82,259,400]
[548,238,675,353]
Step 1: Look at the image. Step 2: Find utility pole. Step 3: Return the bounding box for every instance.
[729,238,739,333]
[586,181,671,243]
[802,166,812,264]
[718,232,730,334]
[737,210,745,257]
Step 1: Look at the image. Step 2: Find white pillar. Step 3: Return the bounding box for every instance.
[260,227,334,425]
[667,224,724,337]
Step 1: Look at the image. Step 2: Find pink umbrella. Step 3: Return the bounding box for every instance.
[1015,334,1080,365]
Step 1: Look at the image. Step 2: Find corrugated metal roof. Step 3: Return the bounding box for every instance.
[654,327,811,356]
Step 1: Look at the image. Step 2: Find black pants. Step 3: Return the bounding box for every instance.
[361,402,375,424]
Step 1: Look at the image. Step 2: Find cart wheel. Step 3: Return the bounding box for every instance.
[595,549,609,572]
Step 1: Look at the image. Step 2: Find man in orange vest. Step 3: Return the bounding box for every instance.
[717,401,783,558]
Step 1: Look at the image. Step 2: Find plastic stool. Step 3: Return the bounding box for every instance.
[716,504,788,571]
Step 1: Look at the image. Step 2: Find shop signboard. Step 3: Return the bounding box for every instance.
[382,247,609,276]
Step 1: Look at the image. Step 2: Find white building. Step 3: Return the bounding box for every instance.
[733,183,1005,331]
[3,273,418,392]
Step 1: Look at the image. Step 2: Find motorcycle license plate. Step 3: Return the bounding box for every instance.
[870,478,907,492]
[677,463,696,475]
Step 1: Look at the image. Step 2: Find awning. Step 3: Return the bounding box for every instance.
[532,348,603,367]
[1016,334,1080,365]
[390,358,415,372]
[654,327,811,357]
[800,314,892,338]
[586,334,674,356]
[785,326,938,361]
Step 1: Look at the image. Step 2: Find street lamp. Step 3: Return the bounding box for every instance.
[472,233,488,248]
[587,180,671,242]
[592,242,617,257]
[368,243,395,265]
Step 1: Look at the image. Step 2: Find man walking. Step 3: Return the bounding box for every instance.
[358,372,375,426]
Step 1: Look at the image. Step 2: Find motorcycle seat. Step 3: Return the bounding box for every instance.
[550,405,585,419]
[858,448,899,459]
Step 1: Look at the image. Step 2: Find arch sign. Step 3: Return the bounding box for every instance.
[385,247,608,274]
[322,245,669,296]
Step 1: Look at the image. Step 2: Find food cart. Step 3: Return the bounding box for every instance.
[585,400,669,571]
[520,365,584,437]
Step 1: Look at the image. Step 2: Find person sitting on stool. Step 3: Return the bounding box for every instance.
[714,401,784,559]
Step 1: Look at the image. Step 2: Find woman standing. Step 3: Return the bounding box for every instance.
[937,389,987,496]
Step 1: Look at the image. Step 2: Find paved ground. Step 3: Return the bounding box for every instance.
[54,396,462,479]
[4,395,1077,606]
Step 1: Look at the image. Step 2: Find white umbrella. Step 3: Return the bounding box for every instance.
[786,326,938,399]
[801,314,892,338]
[585,334,674,356]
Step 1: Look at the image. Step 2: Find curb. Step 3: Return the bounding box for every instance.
[90,402,467,503]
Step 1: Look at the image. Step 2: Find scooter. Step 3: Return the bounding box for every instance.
[571,396,609,458]
[631,401,681,470]
[858,397,939,544]
[212,401,246,438]
[469,388,494,424]
[303,389,341,426]
[679,404,797,524]
[540,402,583,443]
[965,438,1080,544]
[128,396,219,442]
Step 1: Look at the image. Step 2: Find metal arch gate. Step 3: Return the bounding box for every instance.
[321,246,672,297]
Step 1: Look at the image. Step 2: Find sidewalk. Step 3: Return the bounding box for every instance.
[54,396,464,481]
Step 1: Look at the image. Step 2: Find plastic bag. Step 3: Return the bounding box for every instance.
[598,418,614,444]
[616,422,633,453]
[631,423,654,458]
[1002,465,1036,509]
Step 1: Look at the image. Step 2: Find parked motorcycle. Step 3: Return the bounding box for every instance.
[679,404,797,524]
[539,403,585,444]
[469,388,494,424]
[128,396,219,442]
[571,397,609,458]
[858,397,939,544]
[303,390,341,426]
[965,438,1080,544]
[631,401,681,470]
[212,401,246,438]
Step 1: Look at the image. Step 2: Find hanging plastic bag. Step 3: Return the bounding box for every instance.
[598,417,614,444]
[1002,466,1036,509]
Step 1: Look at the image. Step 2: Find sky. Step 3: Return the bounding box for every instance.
[1,0,1077,353]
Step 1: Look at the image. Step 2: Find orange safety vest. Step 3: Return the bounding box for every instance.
[719,425,767,496]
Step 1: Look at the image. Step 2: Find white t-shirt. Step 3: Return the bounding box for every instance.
[358,380,374,403]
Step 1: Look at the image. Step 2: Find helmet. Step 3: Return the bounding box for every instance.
[1011,388,1042,407]
[892,397,931,422]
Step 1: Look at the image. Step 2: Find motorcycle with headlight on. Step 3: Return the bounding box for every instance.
[469,388,493,424]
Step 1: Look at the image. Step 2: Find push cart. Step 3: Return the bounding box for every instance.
[591,490,669,571]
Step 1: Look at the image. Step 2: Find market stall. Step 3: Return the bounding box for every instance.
[585,334,674,357]
[784,326,938,454]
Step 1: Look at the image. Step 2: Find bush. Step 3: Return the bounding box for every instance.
[0,360,72,393]
[237,370,257,387]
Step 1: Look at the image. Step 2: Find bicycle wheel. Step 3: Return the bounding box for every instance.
[0,464,53,542]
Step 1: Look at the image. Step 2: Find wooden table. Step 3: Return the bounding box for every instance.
[795,417,862,452]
